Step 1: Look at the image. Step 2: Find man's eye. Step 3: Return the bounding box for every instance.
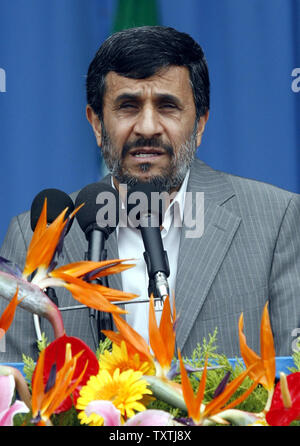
[160,103,177,109]
[119,103,138,109]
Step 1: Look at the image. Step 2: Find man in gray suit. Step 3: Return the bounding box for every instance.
[1,26,300,362]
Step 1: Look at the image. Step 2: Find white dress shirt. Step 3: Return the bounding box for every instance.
[115,171,190,344]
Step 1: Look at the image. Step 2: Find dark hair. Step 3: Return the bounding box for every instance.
[86,26,210,121]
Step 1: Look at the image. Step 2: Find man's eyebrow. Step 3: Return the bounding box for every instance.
[154,93,183,107]
[114,93,142,103]
[114,92,183,107]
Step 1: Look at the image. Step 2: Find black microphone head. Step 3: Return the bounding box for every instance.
[75,182,119,239]
[30,188,75,232]
[126,182,165,227]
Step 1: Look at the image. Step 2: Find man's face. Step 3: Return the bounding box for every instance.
[87,66,208,191]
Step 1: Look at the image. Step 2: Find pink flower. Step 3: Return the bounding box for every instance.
[85,400,174,426]
[85,401,121,426]
[0,375,29,426]
[125,409,174,426]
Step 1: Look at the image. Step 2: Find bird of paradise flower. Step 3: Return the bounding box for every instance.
[101,294,204,412]
[31,342,89,425]
[177,351,261,425]
[0,199,137,339]
[103,294,176,378]
[239,302,276,412]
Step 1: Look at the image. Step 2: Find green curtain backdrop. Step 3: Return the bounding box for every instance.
[112,0,159,32]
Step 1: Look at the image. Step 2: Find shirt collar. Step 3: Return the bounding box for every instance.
[111,170,190,233]
[161,170,190,235]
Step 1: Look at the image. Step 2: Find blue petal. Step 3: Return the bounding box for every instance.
[0,256,22,278]
[82,262,120,282]
[167,360,208,380]
[44,363,57,393]
[213,371,231,398]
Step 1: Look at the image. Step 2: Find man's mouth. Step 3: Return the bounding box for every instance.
[129,148,166,159]
[133,152,163,158]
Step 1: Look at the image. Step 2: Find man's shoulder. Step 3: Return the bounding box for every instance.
[8,209,31,235]
[227,171,298,208]
[192,158,300,207]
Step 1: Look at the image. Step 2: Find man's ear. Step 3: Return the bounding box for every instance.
[196,110,209,147]
[86,105,102,147]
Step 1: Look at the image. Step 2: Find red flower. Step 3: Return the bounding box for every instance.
[32,334,99,414]
[266,372,300,426]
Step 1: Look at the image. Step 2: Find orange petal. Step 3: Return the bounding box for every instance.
[23,202,83,279]
[89,261,136,280]
[53,259,135,279]
[238,313,266,385]
[101,329,153,365]
[28,199,47,251]
[260,302,276,390]
[204,365,255,416]
[178,349,204,423]
[69,202,85,220]
[51,271,130,314]
[99,286,137,302]
[219,376,261,411]
[112,313,153,362]
[196,356,208,408]
[43,351,88,418]
[31,347,46,416]
[0,288,21,332]
[149,295,169,370]
[158,296,176,367]
[23,207,69,277]
[52,262,137,302]
[101,330,125,347]
[64,284,127,315]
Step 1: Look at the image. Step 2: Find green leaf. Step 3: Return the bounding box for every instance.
[22,353,35,391]
[37,332,49,351]
[96,337,112,359]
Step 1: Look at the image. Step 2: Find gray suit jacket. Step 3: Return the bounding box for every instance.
[1,158,300,362]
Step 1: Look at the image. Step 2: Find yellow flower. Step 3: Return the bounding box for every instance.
[99,341,155,376]
[76,368,152,426]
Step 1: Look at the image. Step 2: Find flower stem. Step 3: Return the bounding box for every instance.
[263,388,274,413]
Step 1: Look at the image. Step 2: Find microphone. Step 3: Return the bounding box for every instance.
[30,188,75,306]
[30,188,75,238]
[126,182,170,308]
[75,182,119,344]
[30,188,75,356]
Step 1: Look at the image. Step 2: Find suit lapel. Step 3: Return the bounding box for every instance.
[106,231,122,291]
[175,159,242,350]
[98,175,123,291]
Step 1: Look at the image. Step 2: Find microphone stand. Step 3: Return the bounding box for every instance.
[140,216,170,309]
[32,278,59,360]
[85,229,113,349]
[144,252,170,310]
[96,250,114,343]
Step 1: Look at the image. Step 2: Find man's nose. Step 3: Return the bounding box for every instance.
[133,106,163,138]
